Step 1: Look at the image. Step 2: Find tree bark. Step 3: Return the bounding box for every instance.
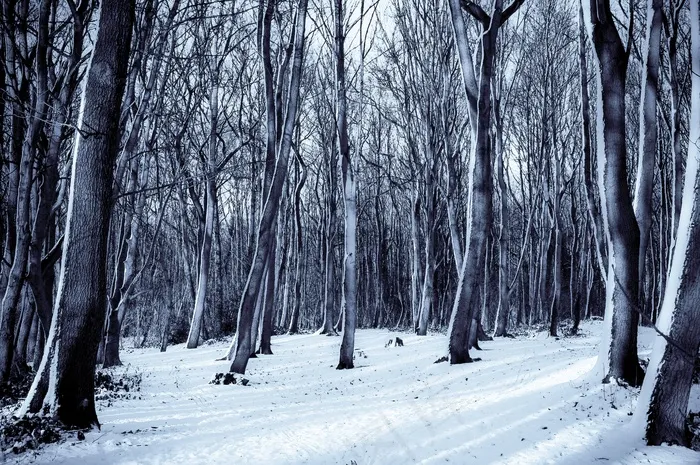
[229,0,307,374]
[636,2,700,442]
[19,0,134,428]
[633,0,662,309]
[417,166,436,336]
[336,0,357,370]
[0,0,50,384]
[587,0,644,386]
[578,4,608,281]
[288,153,307,334]
[187,78,219,349]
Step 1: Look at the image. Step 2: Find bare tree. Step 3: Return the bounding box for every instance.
[229,0,308,374]
[447,0,523,364]
[20,0,135,428]
[586,0,645,386]
[635,0,700,443]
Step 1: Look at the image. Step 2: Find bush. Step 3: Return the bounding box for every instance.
[0,414,61,457]
[95,366,144,406]
[0,367,34,410]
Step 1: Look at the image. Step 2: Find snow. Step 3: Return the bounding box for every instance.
[9,322,700,465]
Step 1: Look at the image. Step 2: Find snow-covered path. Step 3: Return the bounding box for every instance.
[12,322,700,464]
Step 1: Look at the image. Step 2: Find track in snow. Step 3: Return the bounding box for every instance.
[10,321,700,465]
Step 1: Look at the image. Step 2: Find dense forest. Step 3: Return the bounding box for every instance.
[1,0,700,461]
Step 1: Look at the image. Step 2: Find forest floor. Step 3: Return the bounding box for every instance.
[5,321,700,465]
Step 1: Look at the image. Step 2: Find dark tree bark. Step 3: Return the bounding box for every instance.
[447,0,521,364]
[587,0,644,386]
[288,152,307,335]
[0,0,50,384]
[633,0,662,310]
[636,1,700,445]
[19,0,135,428]
[229,0,308,374]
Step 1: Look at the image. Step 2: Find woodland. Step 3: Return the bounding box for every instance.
[0,0,700,462]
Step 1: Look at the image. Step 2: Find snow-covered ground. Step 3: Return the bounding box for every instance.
[9,321,700,465]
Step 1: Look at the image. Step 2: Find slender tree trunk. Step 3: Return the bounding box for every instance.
[12,290,33,373]
[417,170,436,336]
[633,0,662,311]
[668,0,684,241]
[258,230,276,354]
[336,0,357,370]
[493,102,510,337]
[410,189,422,331]
[578,4,607,280]
[187,79,219,349]
[229,0,307,374]
[288,154,306,334]
[550,166,563,337]
[319,143,338,335]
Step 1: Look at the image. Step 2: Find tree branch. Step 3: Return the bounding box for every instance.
[460,0,490,26]
[502,0,525,24]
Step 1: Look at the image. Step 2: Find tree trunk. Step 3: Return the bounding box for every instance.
[587,0,644,386]
[447,0,520,364]
[0,0,51,384]
[636,3,700,441]
[417,170,436,336]
[229,0,307,375]
[288,153,307,335]
[258,232,276,354]
[319,142,338,335]
[493,100,510,337]
[633,0,662,312]
[336,0,357,370]
[578,4,607,281]
[187,79,219,349]
[19,0,134,428]
[410,189,422,332]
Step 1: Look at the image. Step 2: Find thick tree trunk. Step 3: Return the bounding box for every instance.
[587,0,644,386]
[636,4,700,441]
[19,0,134,428]
[447,0,520,364]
